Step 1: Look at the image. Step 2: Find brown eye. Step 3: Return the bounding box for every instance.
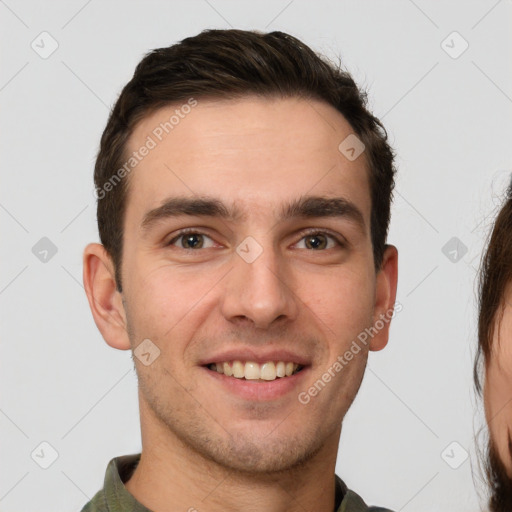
[181,233,204,249]
[167,231,215,249]
[296,231,342,250]
[305,234,328,250]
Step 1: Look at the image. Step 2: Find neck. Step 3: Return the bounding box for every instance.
[125,400,341,512]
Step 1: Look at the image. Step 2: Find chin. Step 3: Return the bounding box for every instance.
[140,371,332,476]
[170,411,326,476]
[199,431,324,475]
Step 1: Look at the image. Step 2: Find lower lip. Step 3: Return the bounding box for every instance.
[203,366,310,402]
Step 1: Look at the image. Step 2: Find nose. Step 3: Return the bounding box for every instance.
[220,242,299,330]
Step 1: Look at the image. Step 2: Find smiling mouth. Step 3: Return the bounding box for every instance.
[206,361,305,381]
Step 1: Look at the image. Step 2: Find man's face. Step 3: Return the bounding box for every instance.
[104,96,395,473]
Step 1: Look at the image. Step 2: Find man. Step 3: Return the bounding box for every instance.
[81,29,398,512]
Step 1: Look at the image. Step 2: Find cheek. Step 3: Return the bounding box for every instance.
[484,360,512,474]
[126,261,221,340]
[484,317,512,436]
[295,266,375,339]
[124,250,375,355]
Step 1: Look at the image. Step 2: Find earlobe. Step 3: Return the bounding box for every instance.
[83,243,131,350]
[370,244,399,352]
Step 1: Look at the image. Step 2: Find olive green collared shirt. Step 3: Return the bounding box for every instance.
[80,454,393,512]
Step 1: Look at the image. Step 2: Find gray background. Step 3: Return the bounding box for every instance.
[1,1,511,511]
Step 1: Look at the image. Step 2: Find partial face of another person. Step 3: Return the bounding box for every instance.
[86,96,397,474]
[485,283,512,477]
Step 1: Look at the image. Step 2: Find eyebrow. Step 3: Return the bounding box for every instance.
[141,195,366,232]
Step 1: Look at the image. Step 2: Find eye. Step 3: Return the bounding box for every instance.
[165,228,344,251]
[167,230,216,249]
[295,231,344,250]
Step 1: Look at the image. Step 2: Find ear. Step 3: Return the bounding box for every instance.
[370,244,399,352]
[83,243,131,350]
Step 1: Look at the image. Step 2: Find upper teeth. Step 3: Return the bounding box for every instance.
[209,361,302,381]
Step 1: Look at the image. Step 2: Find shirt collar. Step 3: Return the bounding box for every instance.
[96,453,374,512]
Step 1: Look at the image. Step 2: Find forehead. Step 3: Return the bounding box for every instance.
[124,95,371,226]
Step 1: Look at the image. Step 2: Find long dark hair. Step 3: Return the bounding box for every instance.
[475,181,512,511]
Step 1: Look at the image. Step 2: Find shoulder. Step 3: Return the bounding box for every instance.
[79,454,143,512]
[336,476,394,512]
[79,488,108,512]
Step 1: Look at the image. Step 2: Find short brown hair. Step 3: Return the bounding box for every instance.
[94,29,396,291]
